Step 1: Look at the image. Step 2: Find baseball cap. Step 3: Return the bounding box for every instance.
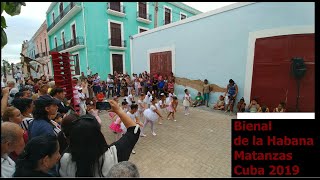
[34,94,60,107]
[160,93,165,96]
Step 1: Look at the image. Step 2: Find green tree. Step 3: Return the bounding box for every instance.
[1,2,26,49]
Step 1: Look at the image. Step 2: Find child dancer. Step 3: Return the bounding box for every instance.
[126,89,135,107]
[141,97,163,137]
[137,93,146,120]
[144,91,152,108]
[167,96,178,121]
[126,104,144,154]
[87,101,102,125]
[183,89,192,116]
[157,93,168,125]
[109,112,122,141]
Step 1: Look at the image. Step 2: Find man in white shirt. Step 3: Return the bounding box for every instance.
[78,88,87,116]
[1,122,25,177]
[87,67,92,76]
[107,74,114,98]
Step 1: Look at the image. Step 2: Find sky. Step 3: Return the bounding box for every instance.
[1,2,236,64]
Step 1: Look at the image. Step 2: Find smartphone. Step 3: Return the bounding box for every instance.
[96,101,111,110]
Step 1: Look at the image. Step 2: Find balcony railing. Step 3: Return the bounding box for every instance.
[136,12,152,21]
[108,38,126,48]
[49,37,84,54]
[107,3,125,13]
[47,2,80,32]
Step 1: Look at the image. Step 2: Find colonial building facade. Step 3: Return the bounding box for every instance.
[45,2,201,79]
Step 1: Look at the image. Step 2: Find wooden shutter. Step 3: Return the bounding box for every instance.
[165,8,171,24]
[139,28,147,33]
[139,2,147,19]
[110,2,121,12]
[74,54,80,75]
[110,22,122,46]
[112,54,123,73]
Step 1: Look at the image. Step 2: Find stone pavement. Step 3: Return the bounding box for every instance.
[99,102,236,177]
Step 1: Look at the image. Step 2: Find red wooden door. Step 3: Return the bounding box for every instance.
[251,34,314,112]
[150,51,172,77]
[112,54,123,74]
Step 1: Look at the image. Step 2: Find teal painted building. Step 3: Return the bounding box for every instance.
[46,2,201,79]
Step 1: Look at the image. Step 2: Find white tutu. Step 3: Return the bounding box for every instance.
[143,108,159,122]
[183,99,190,107]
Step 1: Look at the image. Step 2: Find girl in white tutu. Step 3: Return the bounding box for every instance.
[144,91,152,108]
[157,93,168,125]
[140,97,164,137]
[183,89,192,116]
[137,93,146,119]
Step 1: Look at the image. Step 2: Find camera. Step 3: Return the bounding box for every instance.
[96,101,111,110]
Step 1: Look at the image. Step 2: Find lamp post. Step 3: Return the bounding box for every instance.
[2,60,7,79]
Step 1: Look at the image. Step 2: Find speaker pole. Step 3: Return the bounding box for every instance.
[295,79,301,112]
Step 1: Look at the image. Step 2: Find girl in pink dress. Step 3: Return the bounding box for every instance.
[167,96,178,121]
[108,112,122,141]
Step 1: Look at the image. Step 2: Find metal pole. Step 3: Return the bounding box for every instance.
[295,79,300,112]
[3,60,6,79]
[11,63,14,79]
[154,2,158,28]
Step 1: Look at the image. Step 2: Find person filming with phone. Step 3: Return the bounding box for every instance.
[58,100,141,177]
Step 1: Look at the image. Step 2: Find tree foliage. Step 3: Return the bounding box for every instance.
[1,2,26,49]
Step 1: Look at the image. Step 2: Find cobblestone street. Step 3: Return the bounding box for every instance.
[100,102,235,177]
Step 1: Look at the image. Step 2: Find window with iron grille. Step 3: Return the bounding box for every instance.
[165,8,171,24]
[110,2,121,12]
[74,54,80,75]
[139,2,147,19]
[180,13,186,20]
[54,37,58,49]
[110,22,122,47]
[139,28,147,33]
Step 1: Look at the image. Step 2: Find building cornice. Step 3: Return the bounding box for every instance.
[168,2,202,15]
[46,2,57,14]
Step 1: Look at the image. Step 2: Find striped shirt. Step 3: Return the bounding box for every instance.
[20,117,34,131]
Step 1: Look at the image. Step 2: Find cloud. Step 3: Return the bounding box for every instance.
[2,2,237,64]
[2,2,50,63]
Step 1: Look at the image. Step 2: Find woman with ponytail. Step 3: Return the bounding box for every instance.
[13,135,61,177]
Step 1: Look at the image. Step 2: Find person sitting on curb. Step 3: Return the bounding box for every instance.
[192,92,204,107]
[213,95,225,110]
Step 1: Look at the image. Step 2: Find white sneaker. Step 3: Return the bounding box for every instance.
[185,113,188,116]
[174,120,177,122]
[152,132,157,136]
[132,150,136,154]
[140,133,146,137]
